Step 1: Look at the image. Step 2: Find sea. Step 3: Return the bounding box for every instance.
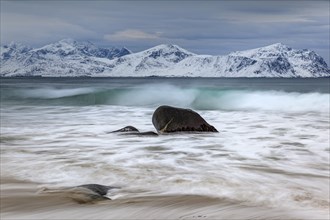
[1,77,329,218]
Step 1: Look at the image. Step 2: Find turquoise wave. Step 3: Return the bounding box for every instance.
[1,84,329,113]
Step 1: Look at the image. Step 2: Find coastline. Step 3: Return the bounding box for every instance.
[1,176,328,220]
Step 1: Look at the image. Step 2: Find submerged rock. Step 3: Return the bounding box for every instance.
[124,131,159,136]
[111,126,158,136]
[152,105,218,133]
[39,184,120,204]
[77,184,118,197]
[111,126,139,133]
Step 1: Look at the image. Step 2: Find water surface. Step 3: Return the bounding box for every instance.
[1,77,329,218]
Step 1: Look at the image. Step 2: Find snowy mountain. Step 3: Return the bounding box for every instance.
[1,40,329,77]
[0,39,131,77]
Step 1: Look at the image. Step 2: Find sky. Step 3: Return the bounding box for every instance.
[1,0,329,64]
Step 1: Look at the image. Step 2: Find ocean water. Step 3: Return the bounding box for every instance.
[1,77,329,217]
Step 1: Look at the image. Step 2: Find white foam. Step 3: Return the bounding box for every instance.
[215,91,330,113]
[1,104,329,213]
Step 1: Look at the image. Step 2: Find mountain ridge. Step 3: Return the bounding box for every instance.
[1,39,329,77]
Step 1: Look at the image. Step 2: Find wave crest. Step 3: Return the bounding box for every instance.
[7,84,330,113]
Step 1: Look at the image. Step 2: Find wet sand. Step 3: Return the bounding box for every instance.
[1,176,328,220]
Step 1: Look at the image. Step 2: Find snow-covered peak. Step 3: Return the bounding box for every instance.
[263,43,291,51]
[230,43,293,59]
[1,42,32,61]
[52,38,93,49]
[144,44,195,56]
[1,40,328,77]
[127,43,195,65]
[34,39,77,56]
[27,39,131,59]
[35,38,96,53]
[1,42,32,52]
[226,43,328,77]
[58,38,77,45]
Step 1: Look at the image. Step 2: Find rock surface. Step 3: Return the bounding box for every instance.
[111,126,158,136]
[152,105,218,133]
[77,184,118,197]
[111,126,139,133]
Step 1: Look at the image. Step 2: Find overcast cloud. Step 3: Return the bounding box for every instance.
[1,0,329,64]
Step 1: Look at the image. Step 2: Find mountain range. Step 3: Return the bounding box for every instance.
[1,39,329,77]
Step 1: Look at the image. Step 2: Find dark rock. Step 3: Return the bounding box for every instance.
[152,105,218,133]
[111,126,139,133]
[123,131,159,136]
[110,126,158,136]
[77,184,119,197]
[39,184,120,204]
[139,131,159,136]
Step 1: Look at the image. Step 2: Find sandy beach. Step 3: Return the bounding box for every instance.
[1,176,328,220]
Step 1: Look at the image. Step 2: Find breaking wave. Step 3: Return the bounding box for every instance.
[4,84,330,113]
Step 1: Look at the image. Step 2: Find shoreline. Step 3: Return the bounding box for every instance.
[1,176,329,220]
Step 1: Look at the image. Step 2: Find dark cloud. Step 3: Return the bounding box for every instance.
[1,0,329,64]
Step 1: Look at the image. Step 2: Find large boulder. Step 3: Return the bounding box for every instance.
[152,105,218,133]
